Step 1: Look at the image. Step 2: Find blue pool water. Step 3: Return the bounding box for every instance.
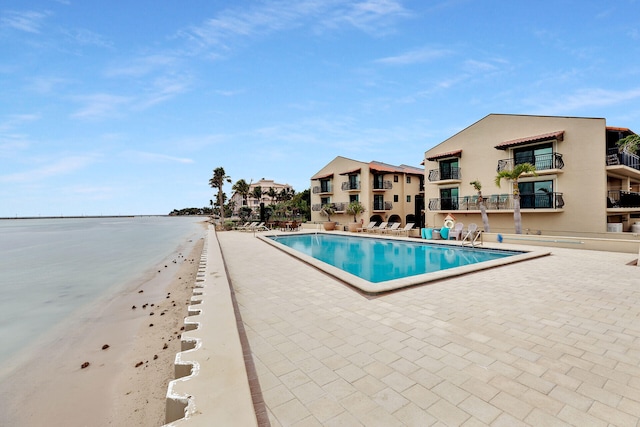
[269,234,522,283]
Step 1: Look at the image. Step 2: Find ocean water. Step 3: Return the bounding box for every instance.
[0,216,206,367]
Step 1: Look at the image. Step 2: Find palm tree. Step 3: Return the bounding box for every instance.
[209,167,231,222]
[232,179,251,209]
[251,185,263,202]
[267,187,277,205]
[470,180,490,232]
[495,163,537,234]
[616,134,640,154]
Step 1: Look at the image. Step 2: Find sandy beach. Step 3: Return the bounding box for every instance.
[0,234,205,426]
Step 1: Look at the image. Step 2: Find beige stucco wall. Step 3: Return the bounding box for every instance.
[424,114,608,236]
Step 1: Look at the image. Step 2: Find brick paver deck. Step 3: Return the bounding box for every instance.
[218,231,640,427]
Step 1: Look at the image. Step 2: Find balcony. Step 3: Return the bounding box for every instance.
[373,201,393,211]
[428,192,564,211]
[608,190,640,208]
[428,167,461,182]
[606,149,640,169]
[312,184,332,194]
[372,181,393,191]
[496,153,564,172]
[311,202,347,212]
[341,181,360,191]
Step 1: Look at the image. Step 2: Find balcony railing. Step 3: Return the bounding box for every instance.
[428,167,461,181]
[608,190,640,208]
[373,180,393,190]
[497,153,564,172]
[341,181,360,191]
[606,148,640,170]
[428,192,564,211]
[312,184,332,194]
[311,202,347,212]
[373,201,393,211]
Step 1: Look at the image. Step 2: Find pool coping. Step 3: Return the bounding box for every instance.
[257,230,551,295]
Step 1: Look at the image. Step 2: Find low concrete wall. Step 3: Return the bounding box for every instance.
[483,232,640,254]
[164,226,257,427]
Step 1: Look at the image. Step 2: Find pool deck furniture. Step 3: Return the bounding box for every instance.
[357,221,376,232]
[393,222,415,236]
[381,222,401,234]
[366,221,387,233]
[449,222,464,240]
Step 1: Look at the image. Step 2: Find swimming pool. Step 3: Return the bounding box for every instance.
[260,232,549,294]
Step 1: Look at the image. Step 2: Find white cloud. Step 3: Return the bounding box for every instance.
[537,87,640,114]
[125,151,194,164]
[105,54,178,78]
[178,0,410,53]
[0,155,96,183]
[375,47,452,65]
[70,93,132,119]
[0,10,49,34]
[0,113,41,132]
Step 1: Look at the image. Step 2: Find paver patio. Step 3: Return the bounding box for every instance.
[217,231,640,426]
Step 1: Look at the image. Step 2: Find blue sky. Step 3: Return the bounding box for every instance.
[2,0,639,216]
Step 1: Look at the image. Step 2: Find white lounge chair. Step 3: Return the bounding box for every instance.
[381,222,401,234]
[357,221,376,232]
[237,221,258,231]
[366,221,387,233]
[393,223,415,236]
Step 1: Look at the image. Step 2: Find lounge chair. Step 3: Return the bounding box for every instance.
[234,221,250,230]
[357,221,376,232]
[367,221,387,233]
[237,221,258,231]
[448,222,464,240]
[242,222,264,232]
[394,223,415,236]
[381,222,401,234]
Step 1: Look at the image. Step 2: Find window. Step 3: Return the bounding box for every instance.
[407,195,411,202]
[394,175,399,182]
[321,197,330,205]
[320,178,331,193]
[394,195,399,203]
[349,194,359,203]
[518,180,553,208]
[406,176,411,184]
[440,188,459,210]
[374,194,384,210]
[439,159,460,180]
[514,143,553,170]
[348,174,358,190]
[373,175,384,189]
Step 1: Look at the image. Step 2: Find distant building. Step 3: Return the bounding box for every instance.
[230,179,294,216]
[310,156,425,227]
[424,113,639,235]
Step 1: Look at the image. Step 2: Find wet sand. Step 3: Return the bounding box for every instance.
[0,235,205,426]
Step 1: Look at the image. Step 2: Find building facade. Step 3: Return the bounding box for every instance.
[230,179,293,216]
[310,156,425,227]
[424,114,639,236]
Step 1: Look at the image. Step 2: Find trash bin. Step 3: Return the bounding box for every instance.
[432,229,441,240]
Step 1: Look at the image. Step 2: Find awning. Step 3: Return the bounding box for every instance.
[368,162,399,174]
[311,172,334,180]
[339,168,361,175]
[425,149,462,161]
[495,131,564,150]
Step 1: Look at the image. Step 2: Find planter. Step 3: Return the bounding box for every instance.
[347,222,360,232]
[323,221,337,231]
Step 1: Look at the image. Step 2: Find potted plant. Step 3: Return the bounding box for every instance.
[320,203,337,230]
[346,201,366,232]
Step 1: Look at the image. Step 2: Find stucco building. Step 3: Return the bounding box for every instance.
[424,114,640,236]
[310,156,425,227]
[230,179,293,216]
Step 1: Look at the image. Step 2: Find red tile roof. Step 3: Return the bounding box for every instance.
[311,172,334,180]
[495,130,564,150]
[425,149,463,161]
[339,168,361,175]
